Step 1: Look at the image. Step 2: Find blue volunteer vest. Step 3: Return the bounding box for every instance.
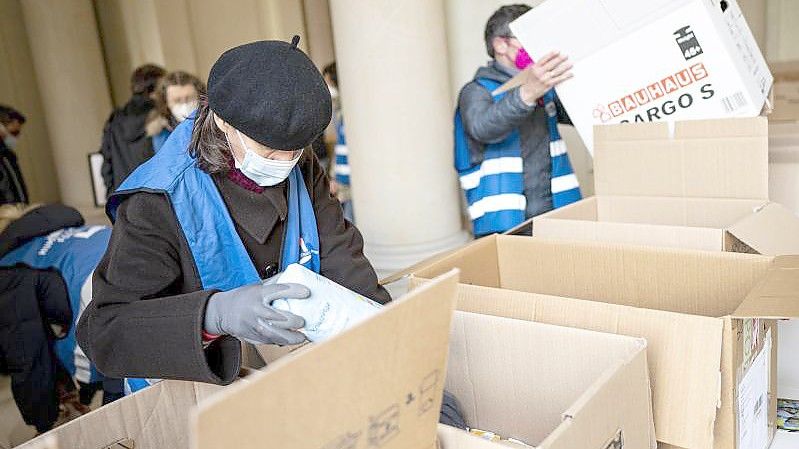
[107,116,321,394]
[542,90,582,208]
[334,120,350,186]
[0,225,111,384]
[151,128,171,153]
[454,78,526,237]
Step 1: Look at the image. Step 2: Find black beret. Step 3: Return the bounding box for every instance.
[208,37,332,151]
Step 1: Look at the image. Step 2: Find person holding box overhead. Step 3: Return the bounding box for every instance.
[455,4,581,237]
[77,37,390,394]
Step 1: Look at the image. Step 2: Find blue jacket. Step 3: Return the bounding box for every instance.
[0,206,109,383]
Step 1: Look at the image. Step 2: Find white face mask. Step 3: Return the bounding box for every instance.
[328,84,340,101]
[231,129,301,186]
[3,135,17,150]
[169,100,198,123]
[0,124,17,150]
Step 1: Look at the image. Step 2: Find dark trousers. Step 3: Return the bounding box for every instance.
[78,378,124,405]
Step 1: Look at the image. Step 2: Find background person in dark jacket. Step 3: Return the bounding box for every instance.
[78,39,390,391]
[99,64,166,195]
[458,4,573,220]
[0,105,29,205]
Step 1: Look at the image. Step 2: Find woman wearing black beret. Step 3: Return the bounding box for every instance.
[76,37,390,393]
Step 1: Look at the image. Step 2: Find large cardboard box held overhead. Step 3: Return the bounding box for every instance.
[409,235,799,449]
[192,270,460,449]
[19,271,460,449]
[439,311,655,449]
[530,117,799,254]
[507,0,772,153]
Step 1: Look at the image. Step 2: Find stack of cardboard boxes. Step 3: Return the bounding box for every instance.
[15,1,799,449]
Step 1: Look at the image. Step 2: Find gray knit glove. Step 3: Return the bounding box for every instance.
[204,282,310,346]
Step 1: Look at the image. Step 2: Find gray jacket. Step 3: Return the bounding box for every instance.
[458,61,571,218]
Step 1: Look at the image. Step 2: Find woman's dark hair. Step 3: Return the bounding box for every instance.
[189,98,314,174]
[0,105,26,125]
[189,99,232,174]
[484,4,531,58]
[322,62,337,88]
[151,71,207,130]
[130,64,167,95]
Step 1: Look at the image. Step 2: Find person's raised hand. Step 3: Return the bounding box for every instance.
[518,51,573,106]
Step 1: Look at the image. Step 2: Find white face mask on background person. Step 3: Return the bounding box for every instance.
[231,129,302,186]
[169,100,198,123]
[0,124,17,150]
[327,84,339,100]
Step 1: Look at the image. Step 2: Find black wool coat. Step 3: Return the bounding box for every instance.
[77,154,390,385]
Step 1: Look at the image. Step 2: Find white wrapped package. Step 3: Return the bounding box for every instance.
[271,263,383,342]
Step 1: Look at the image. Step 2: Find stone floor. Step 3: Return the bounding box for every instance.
[0,375,36,449]
[0,375,102,448]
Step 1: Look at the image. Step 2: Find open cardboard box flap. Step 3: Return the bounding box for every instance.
[733,255,799,319]
[192,270,460,449]
[17,381,224,449]
[725,202,799,256]
[593,117,769,200]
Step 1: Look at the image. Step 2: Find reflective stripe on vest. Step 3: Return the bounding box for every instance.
[454,78,526,236]
[334,120,350,186]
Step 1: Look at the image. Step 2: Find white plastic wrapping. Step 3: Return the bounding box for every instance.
[271,264,383,342]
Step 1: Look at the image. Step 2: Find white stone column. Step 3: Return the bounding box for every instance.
[0,0,60,203]
[302,0,336,68]
[329,0,469,276]
[21,0,114,209]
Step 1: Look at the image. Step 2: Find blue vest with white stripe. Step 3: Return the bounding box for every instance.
[454,78,526,237]
[543,90,582,208]
[107,115,321,394]
[0,225,110,384]
[334,120,350,186]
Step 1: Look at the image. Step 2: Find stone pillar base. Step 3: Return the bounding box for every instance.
[365,230,471,280]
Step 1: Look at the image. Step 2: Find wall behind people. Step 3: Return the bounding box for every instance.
[21,0,112,209]
[302,0,336,69]
[95,0,321,107]
[0,0,60,203]
[767,0,799,61]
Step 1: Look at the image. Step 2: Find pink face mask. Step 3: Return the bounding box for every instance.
[514,47,534,70]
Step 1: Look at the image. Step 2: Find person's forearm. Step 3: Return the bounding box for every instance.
[460,87,536,144]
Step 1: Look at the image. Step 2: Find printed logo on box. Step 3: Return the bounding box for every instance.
[592,63,713,124]
[674,26,703,61]
[602,429,624,449]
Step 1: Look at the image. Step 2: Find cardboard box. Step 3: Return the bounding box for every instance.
[768,123,799,215]
[191,270,459,449]
[440,311,655,449]
[507,0,772,153]
[409,235,799,449]
[20,270,460,449]
[15,380,223,449]
[771,81,799,122]
[771,61,799,83]
[530,118,799,254]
